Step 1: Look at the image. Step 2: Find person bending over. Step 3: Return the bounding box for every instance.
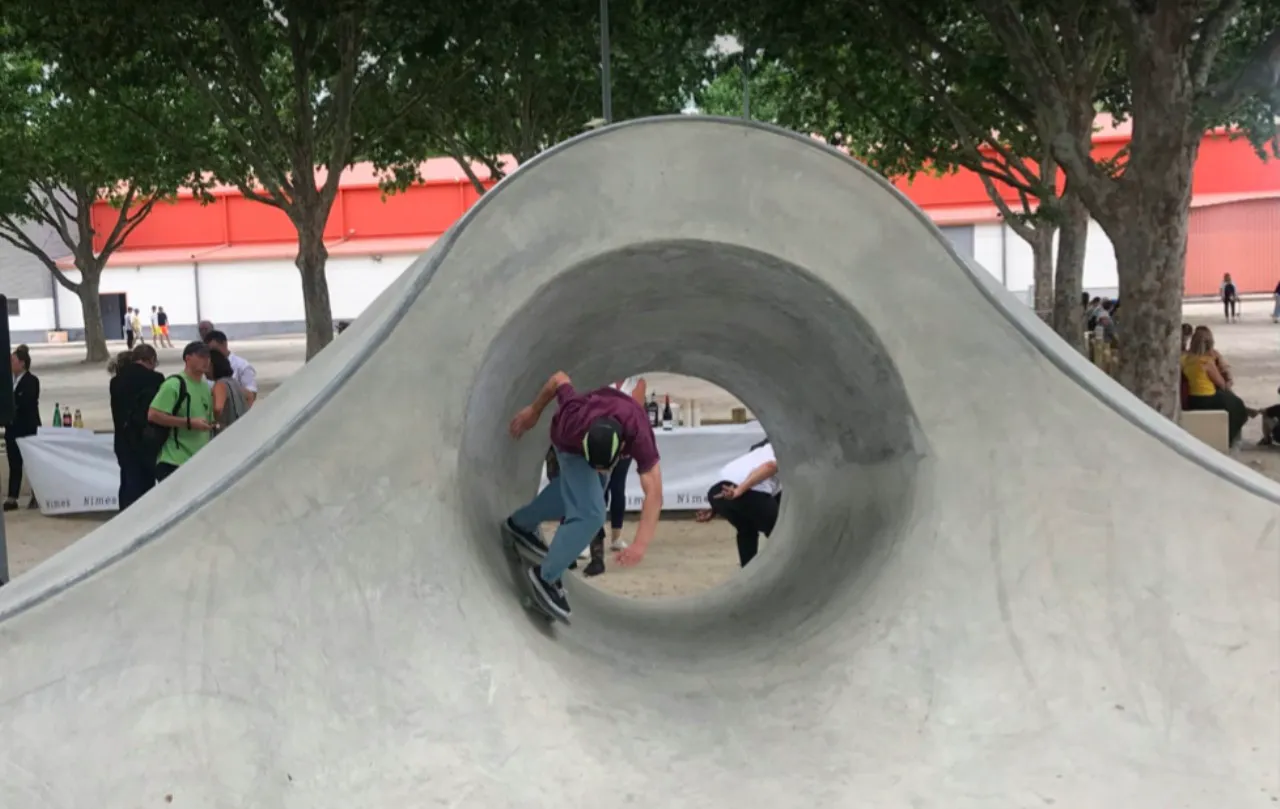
[695,440,780,567]
[503,371,662,620]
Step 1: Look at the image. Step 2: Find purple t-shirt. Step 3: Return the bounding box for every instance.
[548,384,660,473]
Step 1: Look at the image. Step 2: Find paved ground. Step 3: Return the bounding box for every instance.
[6,298,1280,592]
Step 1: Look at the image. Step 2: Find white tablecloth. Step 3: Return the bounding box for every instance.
[15,428,118,515]
[539,422,767,511]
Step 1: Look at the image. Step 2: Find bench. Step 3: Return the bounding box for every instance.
[1178,409,1229,454]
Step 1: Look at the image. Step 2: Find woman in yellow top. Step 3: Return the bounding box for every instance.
[1182,329,1251,447]
[1191,325,1233,387]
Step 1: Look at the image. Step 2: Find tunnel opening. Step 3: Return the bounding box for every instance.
[524,372,778,600]
[458,239,927,659]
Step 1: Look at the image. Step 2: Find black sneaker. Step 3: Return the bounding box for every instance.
[503,518,548,559]
[583,557,605,577]
[527,566,571,620]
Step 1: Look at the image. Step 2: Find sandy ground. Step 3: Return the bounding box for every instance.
[5,299,1280,596]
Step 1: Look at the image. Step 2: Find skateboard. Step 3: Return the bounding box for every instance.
[501,525,570,625]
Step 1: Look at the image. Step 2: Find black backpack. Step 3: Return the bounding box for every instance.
[142,375,190,455]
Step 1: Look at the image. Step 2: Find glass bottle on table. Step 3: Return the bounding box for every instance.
[662,395,674,431]
[73,409,83,429]
[52,402,61,427]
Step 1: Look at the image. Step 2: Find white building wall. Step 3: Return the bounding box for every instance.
[967,219,1120,301]
[45,254,416,340]
[54,264,197,328]
[198,261,301,326]
[196,255,414,328]
[328,255,415,320]
[8,297,57,335]
[37,226,1119,342]
[971,224,1005,285]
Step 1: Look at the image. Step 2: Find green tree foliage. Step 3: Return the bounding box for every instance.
[0,46,209,361]
[9,0,462,359]
[971,1,1279,414]
[712,6,1100,347]
[694,55,791,125]
[374,0,721,193]
[724,0,1279,413]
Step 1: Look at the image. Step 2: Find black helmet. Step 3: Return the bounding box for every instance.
[582,417,624,469]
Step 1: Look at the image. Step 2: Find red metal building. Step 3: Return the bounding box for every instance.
[86,122,1280,297]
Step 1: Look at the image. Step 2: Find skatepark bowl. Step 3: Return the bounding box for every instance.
[1,117,1277,807]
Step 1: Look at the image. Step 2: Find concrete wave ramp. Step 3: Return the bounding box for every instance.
[1,117,1277,808]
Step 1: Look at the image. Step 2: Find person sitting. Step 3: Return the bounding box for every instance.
[1180,323,1194,410]
[1182,329,1251,448]
[694,439,781,567]
[1191,325,1233,389]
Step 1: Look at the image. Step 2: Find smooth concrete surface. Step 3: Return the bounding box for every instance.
[1,117,1277,807]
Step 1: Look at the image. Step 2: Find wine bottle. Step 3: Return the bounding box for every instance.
[52,402,60,427]
[662,395,674,431]
[646,393,660,428]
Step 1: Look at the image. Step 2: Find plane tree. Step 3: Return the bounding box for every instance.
[373,0,721,194]
[973,0,1280,413]
[709,4,1111,350]
[0,48,210,362]
[10,0,466,359]
[721,0,1279,413]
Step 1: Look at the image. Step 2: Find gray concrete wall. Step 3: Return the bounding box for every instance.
[1,217,67,341]
[0,219,64,300]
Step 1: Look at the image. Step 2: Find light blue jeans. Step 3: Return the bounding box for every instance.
[511,449,608,583]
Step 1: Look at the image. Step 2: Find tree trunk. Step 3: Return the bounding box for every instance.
[1030,226,1055,316]
[1052,191,1088,352]
[76,263,110,363]
[1105,164,1195,417]
[1076,24,1198,416]
[295,218,335,360]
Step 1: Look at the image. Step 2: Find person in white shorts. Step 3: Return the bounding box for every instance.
[694,438,780,567]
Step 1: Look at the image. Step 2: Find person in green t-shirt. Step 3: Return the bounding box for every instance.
[148,341,215,480]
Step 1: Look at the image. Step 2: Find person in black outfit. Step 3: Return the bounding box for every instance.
[108,344,164,510]
[1221,273,1239,322]
[5,345,41,510]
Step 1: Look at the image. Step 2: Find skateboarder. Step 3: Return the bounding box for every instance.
[504,371,663,620]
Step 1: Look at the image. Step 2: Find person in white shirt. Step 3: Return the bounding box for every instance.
[202,330,258,406]
[694,438,780,567]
